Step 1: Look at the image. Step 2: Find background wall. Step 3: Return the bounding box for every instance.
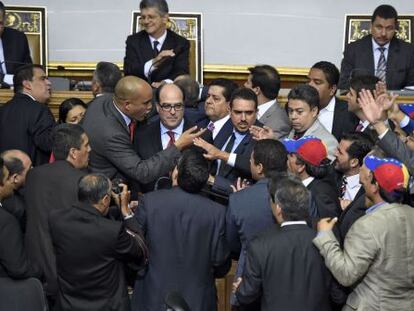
[5,0,413,68]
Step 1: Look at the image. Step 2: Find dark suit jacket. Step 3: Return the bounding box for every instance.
[24,160,86,297]
[236,224,332,311]
[49,202,146,311]
[197,117,234,149]
[0,206,40,280]
[124,29,190,82]
[339,35,414,90]
[0,93,55,166]
[133,119,193,192]
[131,187,230,311]
[2,188,26,233]
[331,98,359,142]
[82,93,181,184]
[307,178,341,219]
[1,27,32,75]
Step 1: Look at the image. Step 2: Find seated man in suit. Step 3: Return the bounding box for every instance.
[0,149,32,232]
[91,61,122,98]
[0,1,32,87]
[235,176,333,311]
[244,65,290,138]
[82,76,204,187]
[134,83,193,192]
[124,0,189,87]
[227,139,287,309]
[198,78,238,147]
[338,4,414,90]
[0,64,55,166]
[24,124,90,306]
[131,149,230,311]
[333,132,374,243]
[308,61,358,141]
[283,136,341,219]
[0,157,40,280]
[314,155,414,311]
[194,88,260,195]
[49,174,147,311]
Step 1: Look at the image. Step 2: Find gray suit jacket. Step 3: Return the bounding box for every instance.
[314,203,414,311]
[378,129,414,175]
[287,119,338,161]
[82,94,181,184]
[259,100,290,139]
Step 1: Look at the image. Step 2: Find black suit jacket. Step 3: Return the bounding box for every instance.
[0,93,55,166]
[307,178,341,219]
[1,27,32,75]
[2,188,26,233]
[131,187,230,311]
[133,119,193,192]
[0,206,40,280]
[339,35,414,90]
[82,93,181,185]
[24,160,86,297]
[124,29,190,82]
[236,224,332,311]
[49,202,145,311]
[331,98,359,141]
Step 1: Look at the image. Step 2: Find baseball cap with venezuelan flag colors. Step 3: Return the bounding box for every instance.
[282,136,328,166]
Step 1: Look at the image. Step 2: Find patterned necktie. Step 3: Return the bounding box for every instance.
[167,130,175,148]
[129,120,136,142]
[355,122,364,132]
[153,40,159,57]
[340,176,348,199]
[207,121,215,132]
[376,47,386,83]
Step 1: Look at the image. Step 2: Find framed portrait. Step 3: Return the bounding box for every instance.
[5,6,48,71]
[344,14,414,50]
[131,11,203,83]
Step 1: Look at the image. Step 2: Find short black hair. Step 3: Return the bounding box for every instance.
[287,84,320,111]
[372,4,398,23]
[311,61,340,87]
[208,78,238,102]
[93,62,122,93]
[0,154,24,175]
[253,139,287,177]
[295,155,330,179]
[177,148,208,193]
[13,64,45,94]
[52,124,85,160]
[140,0,169,15]
[78,174,110,205]
[272,176,310,221]
[248,65,281,99]
[349,74,379,97]
[174,78,199,108]
[58,98,87,124]
[230,87,258,109]
[341,132,374,166]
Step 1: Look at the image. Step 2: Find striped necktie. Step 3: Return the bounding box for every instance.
[376,47,386,82]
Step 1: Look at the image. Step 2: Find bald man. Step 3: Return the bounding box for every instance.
[82,76,204,186]
[0,149,32,231]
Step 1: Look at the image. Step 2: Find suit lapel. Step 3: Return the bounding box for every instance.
[386,37,399,86]
[259,102,275,123]
[106,99,130,134]
[220,133,250,177]
[214,119,233,149]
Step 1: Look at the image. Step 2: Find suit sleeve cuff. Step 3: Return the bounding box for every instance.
[226,153,237,167]
[3,74,13,85]
[144,60,153,78]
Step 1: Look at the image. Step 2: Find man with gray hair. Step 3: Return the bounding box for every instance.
[235,176,332,311]
[124,0,190,87]
[49,174,147,311]
[91,61,122,97]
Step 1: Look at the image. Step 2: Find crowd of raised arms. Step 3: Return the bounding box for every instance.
[0,1,413,311]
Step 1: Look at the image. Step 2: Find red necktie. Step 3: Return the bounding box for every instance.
[129,120,136,142]
[167,131,175,148]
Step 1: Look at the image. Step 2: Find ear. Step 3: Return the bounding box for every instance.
[10,173,19,185]
[225,102,230,113]
[349,158,359,169]
[297,163,306,175]
[253,86,261,96]
[155,103,160,114]
[329,84,338,97]
[311,106,319,118]
[257,163,264,176]
[22,79,32,91]
[68,147,78,160]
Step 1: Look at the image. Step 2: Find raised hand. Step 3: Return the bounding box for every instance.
[193,137,223,160]
[174,126,206,150]
[250,125,275,140]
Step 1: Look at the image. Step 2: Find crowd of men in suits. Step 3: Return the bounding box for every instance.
[0,1,414,311]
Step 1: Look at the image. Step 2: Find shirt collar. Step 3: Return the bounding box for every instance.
[258,99,275,117]
[22,92,37,102]
[213,115,230,129]
[366,201,386,214]
[160,119,184,135]
[281,220,307,227]
[372,38,390,51]
[149,30,167,48]
[302,176,315,187]
[113,100,131,127]
[345,173,360,189]
[321,96,336,112]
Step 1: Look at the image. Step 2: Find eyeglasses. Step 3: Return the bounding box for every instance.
[158,103,184,112]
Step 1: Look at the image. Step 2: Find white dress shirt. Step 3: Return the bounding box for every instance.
[318,97,336,133]
[372,38,390,72]
[343,173,361,201]
[210,115,230,140]
[160,120,184,150]
[302,176,315,187]
[144,30,168,78]
[281,220,307,227]
[257,99,275,119]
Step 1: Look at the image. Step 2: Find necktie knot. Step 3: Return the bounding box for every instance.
[166,130,175,148]
[378,47,386,53]
[207,121,215,132]
[340,176,348,199]
[153,40,160,57]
